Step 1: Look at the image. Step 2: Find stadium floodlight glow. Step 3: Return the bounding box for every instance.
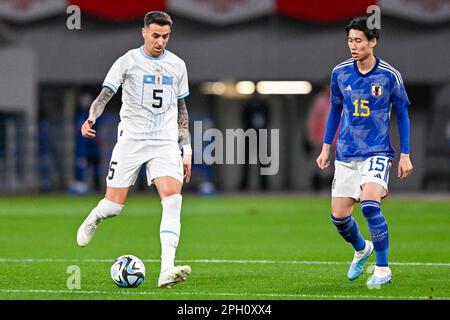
[212,82,226,95]
[256,81,312,95]
[236,81,256,95]
[200,82,213,95]
[200,82,227,95]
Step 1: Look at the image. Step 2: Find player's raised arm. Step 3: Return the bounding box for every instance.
[81,87,115,138]
[177,98,192,183]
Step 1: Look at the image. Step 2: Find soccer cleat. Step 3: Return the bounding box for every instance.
[76,213,101,247]
[347,240,374,281]
[158,265,191,288]
[367,266,392,288]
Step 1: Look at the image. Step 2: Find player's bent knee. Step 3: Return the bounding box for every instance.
[361,183,384,201]
[331,205,353,218]
[331,212,351,220]
[331,198,355,218]
[154,177,182,199]
[159,187,182,200]
[105,187,129,205]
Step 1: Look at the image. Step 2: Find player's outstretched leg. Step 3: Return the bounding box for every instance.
[77,198,123,247]
[157,193,191,288]
[360,200,392,287]
[331,214,373,280]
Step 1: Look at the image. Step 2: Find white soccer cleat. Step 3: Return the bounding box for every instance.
[158,265,192,288]
[367,266,392,288]
[76,214,101,247]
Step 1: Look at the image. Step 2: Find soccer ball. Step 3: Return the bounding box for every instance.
[110,255,145,288]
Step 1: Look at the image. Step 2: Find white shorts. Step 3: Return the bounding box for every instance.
[106,138,183,188]
[331,156,392,200]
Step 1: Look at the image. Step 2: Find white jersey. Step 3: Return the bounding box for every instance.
[102,46,189,141]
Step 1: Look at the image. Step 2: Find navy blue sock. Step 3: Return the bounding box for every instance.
[331,214,366,251]
[361,200,389,267]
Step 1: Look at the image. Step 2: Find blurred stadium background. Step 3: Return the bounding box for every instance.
[0,0,449,301]
[0,0,449,195]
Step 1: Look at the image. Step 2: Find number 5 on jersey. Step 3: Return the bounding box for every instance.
[152,89,163,108]
[108,161,118,180]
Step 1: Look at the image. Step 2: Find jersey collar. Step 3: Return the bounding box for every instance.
[140,46,167,60]
[353,56,379,77]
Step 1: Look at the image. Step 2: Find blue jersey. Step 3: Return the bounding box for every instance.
[324,57,411,161]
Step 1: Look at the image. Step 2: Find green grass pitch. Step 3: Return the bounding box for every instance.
[0,194,449,300]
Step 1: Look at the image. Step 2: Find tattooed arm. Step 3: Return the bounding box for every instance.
[81,87,115,138]
[178,98,192,183]
[177,98,191,147]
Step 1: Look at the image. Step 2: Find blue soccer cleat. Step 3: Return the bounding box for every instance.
[347,240,374,281]
[367,266,392,288]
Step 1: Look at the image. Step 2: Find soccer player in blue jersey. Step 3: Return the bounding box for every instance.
[316,15,413,287]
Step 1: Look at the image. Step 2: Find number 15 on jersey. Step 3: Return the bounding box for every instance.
[353,99,371,117]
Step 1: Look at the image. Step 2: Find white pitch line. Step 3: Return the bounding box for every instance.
[0,258,449,267]
[0,289,445,300]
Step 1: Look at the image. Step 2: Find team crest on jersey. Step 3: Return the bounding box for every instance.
[371,83,383,97]
[143,74,173,85]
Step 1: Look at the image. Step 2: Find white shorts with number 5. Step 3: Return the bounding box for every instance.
[106,138,183,188]
[332,156,392,200]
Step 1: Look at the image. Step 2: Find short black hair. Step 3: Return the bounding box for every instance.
[345,15,379,40]
[144,11,172,28]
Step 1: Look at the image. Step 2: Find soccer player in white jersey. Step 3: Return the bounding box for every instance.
[76,11,192,288]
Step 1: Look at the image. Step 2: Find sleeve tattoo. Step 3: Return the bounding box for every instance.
[177,98,191,146]
[88,87,115,120]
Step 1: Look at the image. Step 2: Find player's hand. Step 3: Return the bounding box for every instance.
[81,118,96,138]
[398,153,413,179]
[183,155,192,183]
[316,150,331,170]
